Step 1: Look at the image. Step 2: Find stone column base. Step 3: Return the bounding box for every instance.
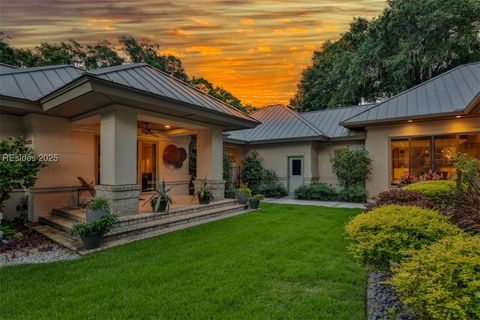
[95,184,141,216]
[194,179,225,201]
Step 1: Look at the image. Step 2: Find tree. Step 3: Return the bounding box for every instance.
[292,0,480,111]
[0,137,43,211]
[330,148,372,187]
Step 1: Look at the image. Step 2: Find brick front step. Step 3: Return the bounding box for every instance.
[35,200,250,254]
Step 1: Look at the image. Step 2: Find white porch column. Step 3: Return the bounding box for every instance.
[95,107,140,216]
[196,127,225,200]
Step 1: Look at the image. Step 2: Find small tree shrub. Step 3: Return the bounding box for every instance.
[345,205,461,270]
[338,185,367,203]
[403,180,456,205]
[330,147,371,187]
[223,151,236,198]
[294,183,338,200]
[450,179,480,232]
[389,234,480,320]
[454,153,480,185]
[0,137,43,210]
[365,189,433,211]
[241,151,264,187]
[252,183,287,198]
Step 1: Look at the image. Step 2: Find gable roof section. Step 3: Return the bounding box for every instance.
[342,62,480,127]
[88,63,255,122]
[0,65,84,101]
[0,63,18,73]
[301,104,373,139]
[226,104,327,143]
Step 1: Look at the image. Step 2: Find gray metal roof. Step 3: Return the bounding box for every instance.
[301,104,374,138]
[0,65,84,100]
[226,104,327,142]
[343,62,480,126]
[0,63,18,73]
[88,63,254,122]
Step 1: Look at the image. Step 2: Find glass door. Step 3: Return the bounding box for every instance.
[138,141,158,191]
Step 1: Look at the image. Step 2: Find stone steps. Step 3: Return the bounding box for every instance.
[35,200,250,254]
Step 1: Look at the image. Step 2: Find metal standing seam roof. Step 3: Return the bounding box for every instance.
[226,104,327,142]
[0,63,18,73]
[301,104,374,138]
[0,63,257,124]
[342,62,480,126]
[0,65,84,101]
[87,63,256,122]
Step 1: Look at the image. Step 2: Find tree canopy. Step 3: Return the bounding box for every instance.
[0,34,252,113]
[291,0,480,112]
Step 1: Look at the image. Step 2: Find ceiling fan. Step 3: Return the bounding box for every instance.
[139,122,161,137]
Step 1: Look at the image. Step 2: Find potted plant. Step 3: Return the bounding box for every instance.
[144,180,173,212]
[236,186,251,205]
[70,214,117,250]
[86,196,110,223]
[249,194,265,209]
[193,178,214,204]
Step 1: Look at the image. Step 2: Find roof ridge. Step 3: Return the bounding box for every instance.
[87,63,148,75]
[0,64,84,75]
[341,62,480,125]
[281,104,328,137]
[139,64,258,123]
[301,103,376,115]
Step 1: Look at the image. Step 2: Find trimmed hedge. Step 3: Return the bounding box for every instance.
[389,234,480,320]
[294,183,338,200]
[365,189,433,211]
[252,183,287,198]
[345,205,462,270]
[403,180,455,205]
[338,185,367,203]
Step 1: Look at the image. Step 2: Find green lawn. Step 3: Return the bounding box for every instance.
[0,204,365,320]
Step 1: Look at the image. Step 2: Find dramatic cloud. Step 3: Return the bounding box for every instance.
[0,0,386,106]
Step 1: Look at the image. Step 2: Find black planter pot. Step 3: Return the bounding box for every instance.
[151,199,168,212]
[237,192,248,205]
[86,208,108,223]
[249,199,260,209]
[80,231,104,250]
[198,195,210,205]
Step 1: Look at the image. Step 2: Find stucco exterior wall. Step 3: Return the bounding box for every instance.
[365,115,480,196]
[0,114,23,138]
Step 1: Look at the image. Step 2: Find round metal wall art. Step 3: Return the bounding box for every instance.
[163,144,187,168]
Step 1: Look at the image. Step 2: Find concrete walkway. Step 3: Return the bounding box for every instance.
[264,196,366,209]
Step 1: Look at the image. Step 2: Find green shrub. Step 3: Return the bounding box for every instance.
[365,189,433,211]
[338,185,367,203]
[249,194,265,201]
[294,183,338,200]
[70,214,118,236]
[252,183,287,198]
[236,186,252,198]
[0,224,16,240]
[330,147,371,187]
[88,196,110,210]
[241,151,264,187]
[389,234,480,320]
[345,205,461,270]
[403,180,456,205]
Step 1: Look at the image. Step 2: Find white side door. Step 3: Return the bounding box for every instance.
[288,156,304,194]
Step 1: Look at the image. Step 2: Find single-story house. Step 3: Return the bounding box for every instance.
[225,62,480,194]
[1,61,479,222]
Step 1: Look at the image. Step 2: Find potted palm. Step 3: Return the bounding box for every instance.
[144,180,173,212]
[236,186,251,205]
[70,214,117,250]
[248,194,265,209]
[193,178,214,204]
[86,195,110,223]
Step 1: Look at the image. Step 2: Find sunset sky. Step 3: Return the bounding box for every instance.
[1,0,386,106]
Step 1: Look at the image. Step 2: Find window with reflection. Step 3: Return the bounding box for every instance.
[389,132,480,185]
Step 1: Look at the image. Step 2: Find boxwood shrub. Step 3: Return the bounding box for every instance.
[365,189,433,211]
[389,234,480,320]
[252,183,287,198]
[345,205,461,270]
[294,183,338,200]
[403,180,455,205]
[338,185,367,203]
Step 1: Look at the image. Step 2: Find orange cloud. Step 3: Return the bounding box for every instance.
[240,18,255,26]
[160,49,185,57]
[315,25,338,33]
[273,27,307,35]
[186,46,222,56]
[193,19,210,27]
[167,28,189,38]
[257,46,272,53]
[236,28,255,34]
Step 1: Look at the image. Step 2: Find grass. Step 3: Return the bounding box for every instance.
[0,204,365,320]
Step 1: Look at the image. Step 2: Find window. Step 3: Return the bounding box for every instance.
[390,133,480,184]
[291,159,302,176]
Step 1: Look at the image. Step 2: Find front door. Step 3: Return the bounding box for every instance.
[138,141,158,191]
[288,156,304,194]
